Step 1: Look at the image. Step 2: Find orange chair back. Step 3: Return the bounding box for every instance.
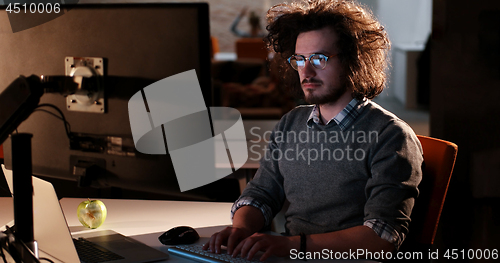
[409,135,458,245]
[235,38,268,60]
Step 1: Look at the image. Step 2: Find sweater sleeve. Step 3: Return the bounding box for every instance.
[234,124,287,228]
[364,119,423,240]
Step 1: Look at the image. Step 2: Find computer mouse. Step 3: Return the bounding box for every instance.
[158,226,200,245]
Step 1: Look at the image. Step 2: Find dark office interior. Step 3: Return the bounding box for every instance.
[1,0,499,262]
[428,0,500,261]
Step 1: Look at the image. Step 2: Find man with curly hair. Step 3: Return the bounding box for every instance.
[204,0,423,260]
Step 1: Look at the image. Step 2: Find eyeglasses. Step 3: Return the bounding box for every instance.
[287,53,337,71]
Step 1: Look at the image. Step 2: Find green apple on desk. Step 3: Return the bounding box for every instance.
[77,199,107,229]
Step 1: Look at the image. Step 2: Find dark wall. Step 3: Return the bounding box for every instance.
[430,0,500,260]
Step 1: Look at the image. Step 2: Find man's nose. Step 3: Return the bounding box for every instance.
[300,60,317,79]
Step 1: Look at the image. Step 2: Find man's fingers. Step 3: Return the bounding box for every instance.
[260,250,273,262]
[232,238,245,258]
[226,229,242,255]
[213,227,231,253]
[204,227,257,257]
[239,235,259,259]
[206,233,218,252]
[246,241,263,261]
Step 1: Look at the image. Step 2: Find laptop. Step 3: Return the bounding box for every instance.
[2,165,169,263]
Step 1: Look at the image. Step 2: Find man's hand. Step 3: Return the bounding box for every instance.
[202,226,252,255]
[232,233,298,261]
[203,205,266,255]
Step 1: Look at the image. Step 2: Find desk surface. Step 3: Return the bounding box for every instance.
[62,198,234,263]
[1,197,233,237]
[1,197,233,262]
[60,198,233,237]
[1,197,376,262]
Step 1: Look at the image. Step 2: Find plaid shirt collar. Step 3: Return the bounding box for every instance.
[307,98,367,130]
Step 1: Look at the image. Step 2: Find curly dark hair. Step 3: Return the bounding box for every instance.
[265,0,391,100]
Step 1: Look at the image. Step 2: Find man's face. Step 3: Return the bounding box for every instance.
[295,27,348,105]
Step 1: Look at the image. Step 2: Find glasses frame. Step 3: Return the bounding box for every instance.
[287,53,337,71]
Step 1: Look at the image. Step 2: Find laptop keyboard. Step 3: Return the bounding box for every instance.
[73,237,125,263]
[168,244,261,263]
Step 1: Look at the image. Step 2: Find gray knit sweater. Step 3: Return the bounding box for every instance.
[238,100,423,238]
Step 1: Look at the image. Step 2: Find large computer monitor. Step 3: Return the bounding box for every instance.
[0,3,238,200]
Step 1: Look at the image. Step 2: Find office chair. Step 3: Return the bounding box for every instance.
[398,135,458,258]
[235,38,268,60]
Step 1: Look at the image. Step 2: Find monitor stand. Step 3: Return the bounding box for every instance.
[8,133,38,262]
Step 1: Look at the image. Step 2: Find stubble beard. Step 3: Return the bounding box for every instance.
[303,82,348,105]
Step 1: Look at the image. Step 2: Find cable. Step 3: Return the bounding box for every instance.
[3,225,47,263]
[33,109,71,137]
[38,258,54,263]
[34,104,72,140]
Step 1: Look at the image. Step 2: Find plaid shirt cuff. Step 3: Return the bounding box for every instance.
[231,197,273,227]
[364,219,405,250]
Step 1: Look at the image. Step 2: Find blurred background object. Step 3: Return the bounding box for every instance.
[230,7,265,38]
